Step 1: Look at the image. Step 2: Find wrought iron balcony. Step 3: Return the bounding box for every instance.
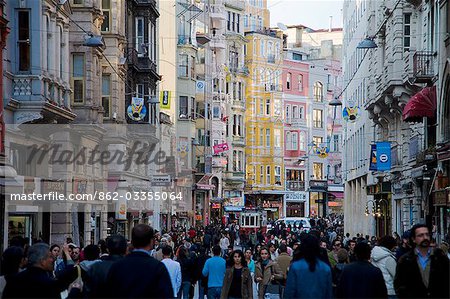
[127,48,156,74]
[286,180,305,191]
[413,51,436,83]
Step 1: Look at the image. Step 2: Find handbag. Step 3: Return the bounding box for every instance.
[264,265,281,298]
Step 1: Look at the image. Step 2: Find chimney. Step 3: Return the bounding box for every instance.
[329,16,333,32]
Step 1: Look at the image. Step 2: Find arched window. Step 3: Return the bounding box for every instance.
[286,73,291,90]
[314,81,323,102]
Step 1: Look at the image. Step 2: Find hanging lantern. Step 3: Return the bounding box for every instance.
[343,105,361,122]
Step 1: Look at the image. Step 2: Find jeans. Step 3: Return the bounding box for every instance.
[207,287,222,299]
[198,285,206,299]
[178,281,191,299]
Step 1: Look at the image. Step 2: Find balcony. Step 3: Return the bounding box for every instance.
[210,34,226,49]
[127,48,157,74]
[413,51,436,84]
[177,35,196,47]
[264,84,282,92]
[225,171,246,182]
[286,180,305,191]
[232,99,245,110]
[224,0,245,10]
[209,4,226,20]
[232,135,245,146]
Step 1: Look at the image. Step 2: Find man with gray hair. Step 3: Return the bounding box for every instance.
[3,243,77,298]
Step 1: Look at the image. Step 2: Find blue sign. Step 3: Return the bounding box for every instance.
[376,142,391,171]
[369,144,377,171]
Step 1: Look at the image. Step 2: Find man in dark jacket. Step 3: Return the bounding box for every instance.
[106,224,173,298]
[87,234,127,297]
[394,224,449,298]
[3,243,77,298]
[336,242,387,298]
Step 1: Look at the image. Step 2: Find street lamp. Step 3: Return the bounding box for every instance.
[357,36,377,49]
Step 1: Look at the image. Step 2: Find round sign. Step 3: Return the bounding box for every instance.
[379,154,388,163]
[196,81,204,89]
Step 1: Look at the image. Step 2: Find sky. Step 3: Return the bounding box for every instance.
[268,0,344,30]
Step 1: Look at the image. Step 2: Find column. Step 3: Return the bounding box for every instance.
[42,14,48,72]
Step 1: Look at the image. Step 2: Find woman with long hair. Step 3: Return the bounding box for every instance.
[221,250,253,299]
[284,235,332,298]
[254,247,283,299]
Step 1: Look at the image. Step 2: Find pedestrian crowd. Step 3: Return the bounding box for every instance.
[0,218,449,299]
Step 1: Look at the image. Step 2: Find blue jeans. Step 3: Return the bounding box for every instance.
[178,281,191,299]
[207,287,222,299]
[198,284,206,299]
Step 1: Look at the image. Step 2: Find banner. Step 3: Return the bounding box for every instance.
[127,97,147,121]
[160,91,170,109]
[213,143,229,154]
[369,144,377,171]
[376,142,391,171]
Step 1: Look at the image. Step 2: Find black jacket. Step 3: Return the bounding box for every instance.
[87,255,123,298]
[394,248,449,298]
[106,251,173,298]
[3,266,77,298]
[336,261,387,299]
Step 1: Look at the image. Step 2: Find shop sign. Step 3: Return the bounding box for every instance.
[211,203,221,209]
[224,197,244,207]
[285,193,307,201]
[262,201,282,209]
[433,190,447,206]
[152,175,171,186]
[213,143,229,154]
[309,180,327,190]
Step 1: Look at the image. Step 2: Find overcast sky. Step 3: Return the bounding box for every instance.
[268,0,344,30]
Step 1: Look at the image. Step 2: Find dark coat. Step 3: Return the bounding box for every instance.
[87,255,123,298]
[106,251,173,298]
[336,261,387,299]
[3,266,77,299]
[220,267,253,299]
[394,248,449,298]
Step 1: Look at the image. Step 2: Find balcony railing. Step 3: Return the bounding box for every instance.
[177,35,195,46]
[286,180,305,191]
[413,51,435,83]
[127,48,156,73]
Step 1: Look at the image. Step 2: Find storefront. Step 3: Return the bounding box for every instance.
[309,180,328,217]
[284,192,307,217]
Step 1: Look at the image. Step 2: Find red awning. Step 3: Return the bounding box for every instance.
[402,86,436,122]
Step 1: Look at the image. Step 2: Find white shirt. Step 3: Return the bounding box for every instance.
[220,237,230,250]
[162,258,182,297]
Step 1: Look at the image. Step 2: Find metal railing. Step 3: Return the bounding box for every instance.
[413,51,435,83]
[286,180,305,191]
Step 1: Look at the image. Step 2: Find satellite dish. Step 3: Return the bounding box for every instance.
[277,22,288,31]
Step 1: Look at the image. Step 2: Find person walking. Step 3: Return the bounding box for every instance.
[332,248,348,295]
[162,246,182,299]
[220,234,230,257]
[284,235,333,299]
[0,246,26,298]
[195,246,210,299]
[328,239,341,268]
[220,250,253,299]
[106,224,173,298]
[336,242,387,298]
[394,224,449,298]
[371,236,397,298]
[254,247,283,299]
[244,249,255,274]
[176,246,194,299]
[202,245,226,299]
[88,235,127,298]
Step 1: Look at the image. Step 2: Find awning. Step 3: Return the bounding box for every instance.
[328,191,344,199]
[196,174,215,190]
[328,202,343,207]
[402,86,436,122]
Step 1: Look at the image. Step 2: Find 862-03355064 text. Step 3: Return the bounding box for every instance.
[9,191,184,201]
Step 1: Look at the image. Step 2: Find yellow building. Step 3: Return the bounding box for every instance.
[244,31,285,220]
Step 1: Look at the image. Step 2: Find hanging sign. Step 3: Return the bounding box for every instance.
[315,145,329,158]
[213,143,229,154]
[127,97,147,121]
[376,142,391,171]
[160,91,171,109]
[343,106,360,122]
[369,144,377,171]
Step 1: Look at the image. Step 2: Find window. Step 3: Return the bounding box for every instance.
[313,82,323,102]
[313,163,323,180]
[227,12,231,30]
[286,73,291,90]
[259,99,264,115]
[260,165,264,184]
[72,0,83,5]
[298,75,303,91]
[260,128,264,146]
[266,166,271,185]
[178,54,188,77]
[101,0,111,32]
[232,13,235,31]
[275,166,281,185]
[292,132,298,150]
[266,129,270,147]
[333,135,340,152]
[299,106,304,119]
[136,84,145,97]
[179,96,188,119]
[292,106,298,119]
[285,105,290,121]
[286,132,291,150]
[190,56,195,79]
[237,14,240,33]
[274,129,281,148]
[18,11,30,72]
[244,15,248,27]
[260,39,265,57]
[136,17,145,53]
[233,115,238,135]
[238,115,243,136]
[292,53,302,61]
[404,13,411,52]
[266,99,270,115]
[102,74,111,118]
[233,150,237,171]
[299,132,306,150]
[313,109,323,128]
[72,53,85,103]
[190,97,195,119]
[59,27,64,78]
[313,136,323,146]
[229,50,238,71]
[253,39,257,55]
